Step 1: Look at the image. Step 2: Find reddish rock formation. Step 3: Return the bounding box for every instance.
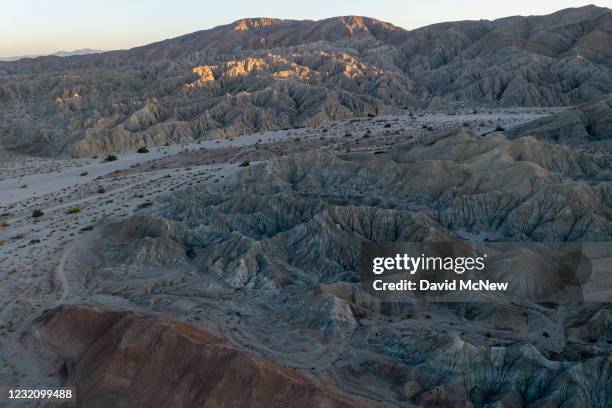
[29,304,373,408]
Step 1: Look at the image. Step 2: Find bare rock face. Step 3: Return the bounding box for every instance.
[507,95,612,146]
[152,129,610,250]
[1,6,612,156]
[48,128,610,407]
[28,304,371,408]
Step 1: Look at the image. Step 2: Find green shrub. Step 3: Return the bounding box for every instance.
[67,207,81,214]
[105,154,118,162]
[239,160,250,167]
[32,209,44,218]
[137,147,149,153]
[80,171,88,176]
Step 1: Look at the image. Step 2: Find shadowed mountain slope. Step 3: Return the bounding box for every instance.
[1,6,612,157]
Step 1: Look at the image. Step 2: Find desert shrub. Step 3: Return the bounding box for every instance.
[80,171,88,176]
[97,186,106,194]
[0,219,9,228]
[239,160,250,167]
[32,209,44,218]
[105,154,118,162]
[495,125,505,131]
[137,147,149,153]
[367,113,376,117]
[384,123,391,128]
[67,207,81,214]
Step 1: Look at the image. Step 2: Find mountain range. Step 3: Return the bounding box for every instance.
[0,48,103,62]
[1,5,611,157]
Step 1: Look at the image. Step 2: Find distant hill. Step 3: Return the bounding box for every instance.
[1,5,611,157]
[0,48,104,62]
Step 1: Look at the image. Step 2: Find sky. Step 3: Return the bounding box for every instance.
[1,0,611,57]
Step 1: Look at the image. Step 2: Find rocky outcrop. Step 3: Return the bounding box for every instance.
[1,6,612,156]
[29,304,371,408]
[507,95,612,146]
[69,130,611,303]
[41,128,611,407]
[402,6,612,106]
